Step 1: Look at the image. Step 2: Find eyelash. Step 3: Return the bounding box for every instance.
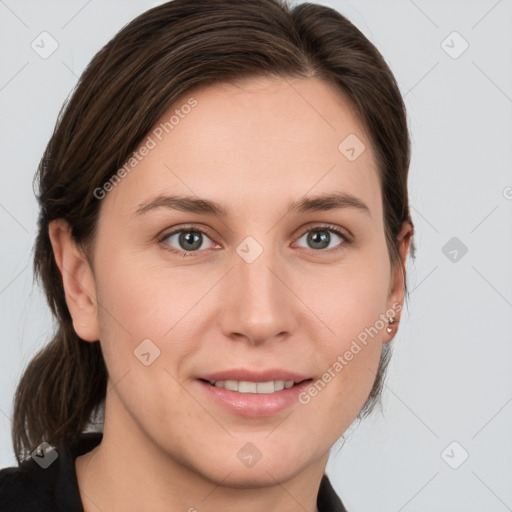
[158,223,351,257]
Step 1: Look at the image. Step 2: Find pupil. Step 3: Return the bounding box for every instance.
[309,230,329,249]
[180,231,201,250]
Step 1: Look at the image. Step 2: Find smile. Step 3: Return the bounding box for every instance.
[207,380,298,393]
[197,371,313,417]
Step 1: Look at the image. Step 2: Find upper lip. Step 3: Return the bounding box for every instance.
[199,369,311,384]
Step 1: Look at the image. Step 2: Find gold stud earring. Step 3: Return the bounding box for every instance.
[386,316,396,334]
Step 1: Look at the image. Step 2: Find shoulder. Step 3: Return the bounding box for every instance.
[318,473,349,512]
[0,455,60,511]
[0,432,103,512]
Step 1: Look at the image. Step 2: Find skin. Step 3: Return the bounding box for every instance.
[49,76,412,512]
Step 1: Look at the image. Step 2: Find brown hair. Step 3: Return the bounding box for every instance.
[12,0,414,463]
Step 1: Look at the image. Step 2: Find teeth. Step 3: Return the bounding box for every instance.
[274,380,285,391]
[211,380,295,393]
[256,381,274,393]
[239,381,257,393]
[224,380,238,391]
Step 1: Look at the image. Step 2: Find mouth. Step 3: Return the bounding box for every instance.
[200,378,310,394]
[196,370,313,417]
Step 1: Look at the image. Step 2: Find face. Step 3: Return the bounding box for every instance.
[66,76,409,487]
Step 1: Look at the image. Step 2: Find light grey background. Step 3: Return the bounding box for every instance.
[1,1,511,511]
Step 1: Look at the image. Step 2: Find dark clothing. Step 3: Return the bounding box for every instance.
[0,432,348,511]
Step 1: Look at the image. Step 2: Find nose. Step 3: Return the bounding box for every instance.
[218,240,297,346]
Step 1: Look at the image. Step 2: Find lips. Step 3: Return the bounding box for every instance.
[196,369,313,417]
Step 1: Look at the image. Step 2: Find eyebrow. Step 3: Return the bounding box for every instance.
[133,191,371,218]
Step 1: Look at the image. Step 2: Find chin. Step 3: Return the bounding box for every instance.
[202,461,305,490]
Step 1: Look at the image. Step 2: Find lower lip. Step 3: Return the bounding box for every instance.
[197,379,312,418]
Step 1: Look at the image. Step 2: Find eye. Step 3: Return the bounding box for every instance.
[159,226,217,256]
[159,223,350,257]
[294,224,349,252]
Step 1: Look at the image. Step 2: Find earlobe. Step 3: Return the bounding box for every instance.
[384,221,413,343]
[48,219,100,342]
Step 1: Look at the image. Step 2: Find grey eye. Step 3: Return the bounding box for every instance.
[163,230,213,252]
[296,229,344,250]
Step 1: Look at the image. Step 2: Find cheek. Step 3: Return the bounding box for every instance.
[95,246,199,337]
[302,246,391,411]
[92,251,176,377]
[93,254,200,420]
[318,248,391,344]
[92,245,221,398]
[299,283,385,436]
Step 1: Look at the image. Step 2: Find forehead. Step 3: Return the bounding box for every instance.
[102,76,382,222]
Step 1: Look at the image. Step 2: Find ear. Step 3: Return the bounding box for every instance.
[48,219,100,342]
[383,221,413,343]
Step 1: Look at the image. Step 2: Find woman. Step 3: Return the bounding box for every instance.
[0,0,414,510]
